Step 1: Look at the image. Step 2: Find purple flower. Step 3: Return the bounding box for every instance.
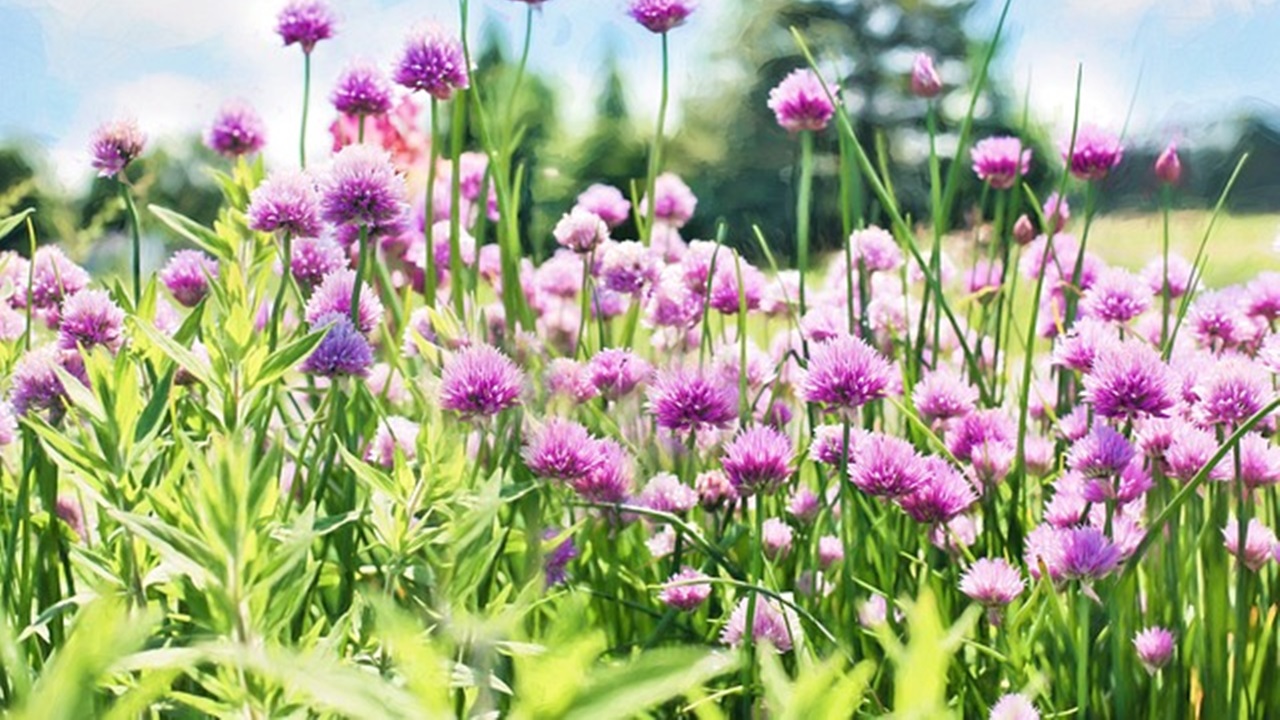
[960,558,1024,606]
[10,346,79,422]
[160,250,218,308]
[910,53,943,98]
[1238,433,1280,489]
[818,536,844,569]
[708,259,765,315]
[1061,526,1121,581]
[1223,518,1277,571]
[300,314,373,377]
[248,170,324,238]
[761,518,793,559]
[1141,253,1193,299]
[990,693,1039,720]
[849,432,926,499]
[1063,125,1124,181]
[0,403,15,446]
[320,144,407,231]
[858,594,889,628]
[721,425,793,495]
[1155,142,1182,185]
[393,26,469,100]
[1081,267,1150,324]
[276,0,335,53]
[331,59,394,117]
[58,290,125,354]
[572,438,633,504]
[366,416,419,468]
[523,418,599,482]
[696,469,738,508]
[1133,627,1175,674]
[767,69,835,133]
[970,136,1030,190]
[811,424,866,466]
[720,595,802,652]
[1067,424,1135,478]
[1165,425,1229,482]
[628,0,696,33]
[575,184,631,227]
[659,567,712,610]
[912,368,977,423]
[553,207,609,253]
[848,226,903,273]
[646,367,737,434]
[787,487,820,523]
[587,348,652,399]
[289,235,348,289]
[948,409,1016,465]
[640,173,696,228]
[801,335,895,411]
[205,101,266,158]
[90,118,145,178]
[543,528,577,587]
[304,269,384,335]
[637,472,698,514]
[1082,340,1177,420]
[1192,355,1271,427]
[439,345,524,419]
[898,457,977,524]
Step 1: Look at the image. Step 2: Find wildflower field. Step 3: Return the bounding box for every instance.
[5,1,1280,718]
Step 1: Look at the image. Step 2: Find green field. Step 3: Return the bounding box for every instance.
[1083,210,1280,286]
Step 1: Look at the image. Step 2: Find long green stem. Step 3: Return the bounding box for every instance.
[120,180,143,306]
[351,225,369,327]
[796,129,814,321]
[1159,184,1172,348]
[1233,443,1250,718]
[300,52,312,168]
[269,232,293,352]
[449,90,468,319]
[1077,588,1090,718]
[425,99,440,305]
[642,32,670,244]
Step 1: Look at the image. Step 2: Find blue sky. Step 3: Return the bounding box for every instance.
[1,0,1278,189]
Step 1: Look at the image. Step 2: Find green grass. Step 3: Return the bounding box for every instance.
[1087,210,1280,287]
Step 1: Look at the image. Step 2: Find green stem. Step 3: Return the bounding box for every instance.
[269,232,293,352]
[796,129,814,321]
[351,225,369,327]
[1233,442,1250,718]
[425,99,440,305]
[1077,588,1090,718]
[449,91,467,319]
[300,52,312,168]
[120,180,143,306]
[642,32,670,244]
[1159,184,1172,348]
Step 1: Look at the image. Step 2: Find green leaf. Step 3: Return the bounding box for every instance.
[148,204,236,260]
[561,649,738,720]
[251,326,327,392]
[133,319,216,390]
[0,208,34,242]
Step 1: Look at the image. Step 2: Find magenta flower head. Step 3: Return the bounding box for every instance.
[1133,627,1175,674]
[637,472,698,513]
[818,535,844,569]
[58,289,125,354]
[1192,355,1272,427]
[248,170,324,238]
[439,344,524,419]
[761,517,794,559]
[640,172,697,228]
[205,101,266,158]
[276,0,335,53]
[1067,424,1135,478]
[331,58,394,117]
[553,207,610,253]
[10,346,76,422]
[1061,525,1121,581]
[367,416,419,468]
[970,136,1030,190]
[721,595,802,653]
[989,693,1040,720]
[646,367,737,434]
[721,425,794,495]
[305,269,384,335]
[600,241,659,296]
[849,432,926,499]
[160,250,218,308]
[628,0,696,33]
[575,184,631,228]
[25,247,89,315]
[767,69,835,133]
[1082,341,1177,420]
[393,25,469,101]
[587,348,652,399]
[522,418,599,482]
[1155,142,1182,185]
[910,52,943,98]
[289,235,348,290]
[1063,125,1124,181]
[543,528,577,587]
[320,144,407,230]
[912,367,978,423]
[659,567,712,611]
[801,335,895,412]
[300,313,373,377]
[90,118,145,178]
[898,457,977,524]
[1223,517,1277,571]
[572,438,633,504]
[1081,267,1150,324]
[959,557,1024,607]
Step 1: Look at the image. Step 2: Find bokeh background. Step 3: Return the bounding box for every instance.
[2,0,1279,281]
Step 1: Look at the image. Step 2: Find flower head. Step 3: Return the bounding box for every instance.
[910,52,943,98]
[1063,125,1124,181]
[1223,518,1277,571]
[320,144,407,230]
[960,558,1024,606]
[575,184,631,227]
[439,345,524,419]
[628,0,696,33]
[332,59,394,117]
[90,119,145,178]
[160,250,218,308]
[849,433,926,499]
[522,418,599,482]
[801,335,895,411]
[600,241,659,296]
[818,536,844,569]
[1081,267,1150,324]
[10,346,78,422]
[1133,627,1175,674]
[553,207,610,253]
[543,528,577,587]
[290,235,348,289]
[640,173,697,228]
[767,69,835,133]
[587,348,652,399]
[761,518,794,559]
[205,101,266,158]
[971,136,1031,190]
[898,457,977,524]
[367,416,419,468]
[393,26,469,100]
[990,694,1039,720]
[721,595,802,653]
[276,0,335,53]
[637,472,698,514]
[646,367,737,434]
[1192,355,1271,427]
[721,426,793,495]
[304,269,384,335]
[1067,424,1135,478]
[912,368,978,423]
[1155,142,1182,185]
[1061,526,1122,581]
[1082,340,1177,420]
[300,314,373,377]
[248,170,324,238]
[659,567,712,610]
[571,438,633,503]
[58,290,125,354]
